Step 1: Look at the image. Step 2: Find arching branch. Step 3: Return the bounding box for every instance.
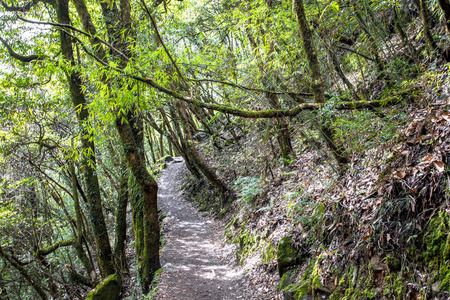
[0,0,40,12]
[131,73,415,118]
[0,37,46,62]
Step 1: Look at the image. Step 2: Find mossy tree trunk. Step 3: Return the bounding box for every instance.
[128,112,146,274]
[266,93,295,162]
[115,112,161,294]
[70,159,95,279]
[420,0,439,51]
[292,0,349,164]
[56,0,115,278]
[93,0,160,291]
[114,160,129,274]
[438,0,450,33]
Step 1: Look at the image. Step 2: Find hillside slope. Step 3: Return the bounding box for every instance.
[183,67,450,299]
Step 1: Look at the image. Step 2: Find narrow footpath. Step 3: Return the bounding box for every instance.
[156,157,251,300]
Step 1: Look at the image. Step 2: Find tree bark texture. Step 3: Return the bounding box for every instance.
[292,0,349,164]
[438,0,450,33]
[114,161,129,274]
[420,0,439,51]
[115,113,161,294]
[56,0,115,278]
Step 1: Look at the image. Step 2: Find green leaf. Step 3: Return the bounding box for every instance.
[331,1,339,12]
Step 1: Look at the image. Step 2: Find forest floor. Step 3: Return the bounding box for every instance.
[155,157,255,299]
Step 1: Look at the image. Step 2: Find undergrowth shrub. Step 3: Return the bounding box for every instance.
[333,109,404,155]
[232,176,263,206]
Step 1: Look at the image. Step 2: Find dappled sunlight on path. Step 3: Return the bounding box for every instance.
[156,158,250,300]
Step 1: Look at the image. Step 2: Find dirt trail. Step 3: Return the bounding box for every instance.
[156,157,251,300]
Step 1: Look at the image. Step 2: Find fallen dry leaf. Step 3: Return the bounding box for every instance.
[393,170,406,179]
[422,155,434,164]
[433,161,445,173]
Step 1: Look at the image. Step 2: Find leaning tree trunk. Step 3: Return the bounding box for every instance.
[420,0,439,51]
[175,100,233,205]
[292,0,349,164]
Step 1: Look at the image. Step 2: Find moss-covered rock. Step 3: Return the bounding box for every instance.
[85,274,121,300]
[277,236,300,276]
[279,257,331,300]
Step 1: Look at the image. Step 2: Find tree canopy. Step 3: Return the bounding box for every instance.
[1,0,449,298]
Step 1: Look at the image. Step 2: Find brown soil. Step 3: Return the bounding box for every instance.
[156,158,252,300]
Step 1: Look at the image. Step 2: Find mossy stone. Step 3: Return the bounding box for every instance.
[85,274,121,300]
[277,236,299,276]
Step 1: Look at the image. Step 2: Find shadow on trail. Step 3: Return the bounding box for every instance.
[156,158,249,300]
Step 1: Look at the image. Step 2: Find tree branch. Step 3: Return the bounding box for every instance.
[0,245,48,300]
[36,238,76,256]
[334,44,375,62]
[16,16,129,62]
[0,0,40,12]
[0,37,46,62]
[131,72,417,118]
[140,0,188,86]
[187,77,314,98]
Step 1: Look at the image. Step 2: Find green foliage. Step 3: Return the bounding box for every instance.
[232,176,263,205]
[286,190,315,227]
[263,241,276,263]
[0,0,447,297]
[332,107,405,155]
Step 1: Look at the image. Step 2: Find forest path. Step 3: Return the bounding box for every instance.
[156,157,250,300]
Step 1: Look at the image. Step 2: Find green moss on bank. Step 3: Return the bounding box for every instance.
[424,210,450,291]
[277,236,299,276]
[85,274,121,300]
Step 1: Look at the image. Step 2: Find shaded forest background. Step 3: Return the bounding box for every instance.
[1,0,450,299]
